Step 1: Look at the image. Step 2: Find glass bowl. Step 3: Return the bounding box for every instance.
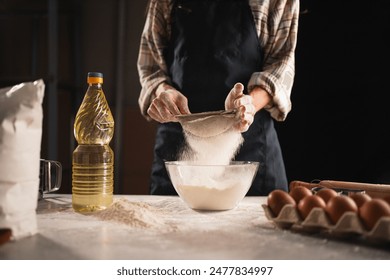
[165,161,259,210]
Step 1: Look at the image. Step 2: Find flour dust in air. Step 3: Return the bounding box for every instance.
[179,128,244,164]
[176,128,248,210]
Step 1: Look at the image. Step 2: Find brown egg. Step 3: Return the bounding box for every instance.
[325,195,358,224]
[289,181,314,190]
[289,186,312,203]
[267,189,296,217]
[297,195,326,220]
[0,229,12,246]
[359,199,390,230]
[382,195,390,206]
[315,188,338,203]
[349,193,372,208]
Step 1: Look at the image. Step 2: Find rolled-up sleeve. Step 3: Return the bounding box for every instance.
[137,0,172,119]
[248,0,300,121]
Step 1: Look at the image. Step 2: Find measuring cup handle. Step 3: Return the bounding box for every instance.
[49,160,62,193]
[40,159,62,194]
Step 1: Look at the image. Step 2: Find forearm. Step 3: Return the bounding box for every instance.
[155,82,176,97]
[137,0,171,119]
[249,86,272,113]
[248,0,299,121]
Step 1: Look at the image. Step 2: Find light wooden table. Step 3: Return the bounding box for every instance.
[1,194,389,260]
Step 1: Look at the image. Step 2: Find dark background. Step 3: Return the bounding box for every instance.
[1,0,390,194]
[278,0,390,185]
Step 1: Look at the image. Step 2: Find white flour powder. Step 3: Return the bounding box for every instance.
[175,182,251,210]
[93,198,176,230]
[180,128,243,164]
[174,127,252,210]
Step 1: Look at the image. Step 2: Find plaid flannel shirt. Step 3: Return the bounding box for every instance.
[137,0,300,121]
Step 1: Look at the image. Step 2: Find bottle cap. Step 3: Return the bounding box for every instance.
[87,72,103,84]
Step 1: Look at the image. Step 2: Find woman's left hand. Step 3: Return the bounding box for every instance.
[224,83,256,132]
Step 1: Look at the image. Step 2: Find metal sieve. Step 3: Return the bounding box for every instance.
[176,109,239,138]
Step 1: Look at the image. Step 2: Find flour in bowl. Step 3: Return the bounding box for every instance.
[170,127,256,211]
[175,183,250,210]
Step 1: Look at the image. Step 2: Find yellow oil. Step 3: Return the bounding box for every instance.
[72,145,114,212]
[72,72,114,213]
[73,80,114,145]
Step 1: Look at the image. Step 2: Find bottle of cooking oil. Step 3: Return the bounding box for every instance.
[72,72,114,213]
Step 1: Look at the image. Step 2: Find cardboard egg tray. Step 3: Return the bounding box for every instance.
[262,204,390,243]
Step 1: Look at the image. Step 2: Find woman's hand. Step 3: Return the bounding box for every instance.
[225,83,256,132]
[147,83,191,123]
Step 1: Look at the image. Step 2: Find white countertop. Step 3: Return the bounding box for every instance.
[1,194,389,260]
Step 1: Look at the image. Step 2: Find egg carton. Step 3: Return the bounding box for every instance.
[262,204,390,242]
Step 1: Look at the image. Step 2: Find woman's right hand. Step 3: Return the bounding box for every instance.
[147,83,191,123]
[225,83,256,132]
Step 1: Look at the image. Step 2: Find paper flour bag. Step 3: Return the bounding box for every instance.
[0,79,45,240]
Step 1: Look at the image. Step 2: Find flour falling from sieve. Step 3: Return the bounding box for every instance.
[179,128,244,164]
[173,128,249,210]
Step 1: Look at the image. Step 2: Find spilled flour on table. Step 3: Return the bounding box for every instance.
[92,198,177,231]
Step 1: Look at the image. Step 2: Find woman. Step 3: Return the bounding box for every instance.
[137,0,299,195]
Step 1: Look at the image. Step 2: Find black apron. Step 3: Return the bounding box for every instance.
[150,0,288,195]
